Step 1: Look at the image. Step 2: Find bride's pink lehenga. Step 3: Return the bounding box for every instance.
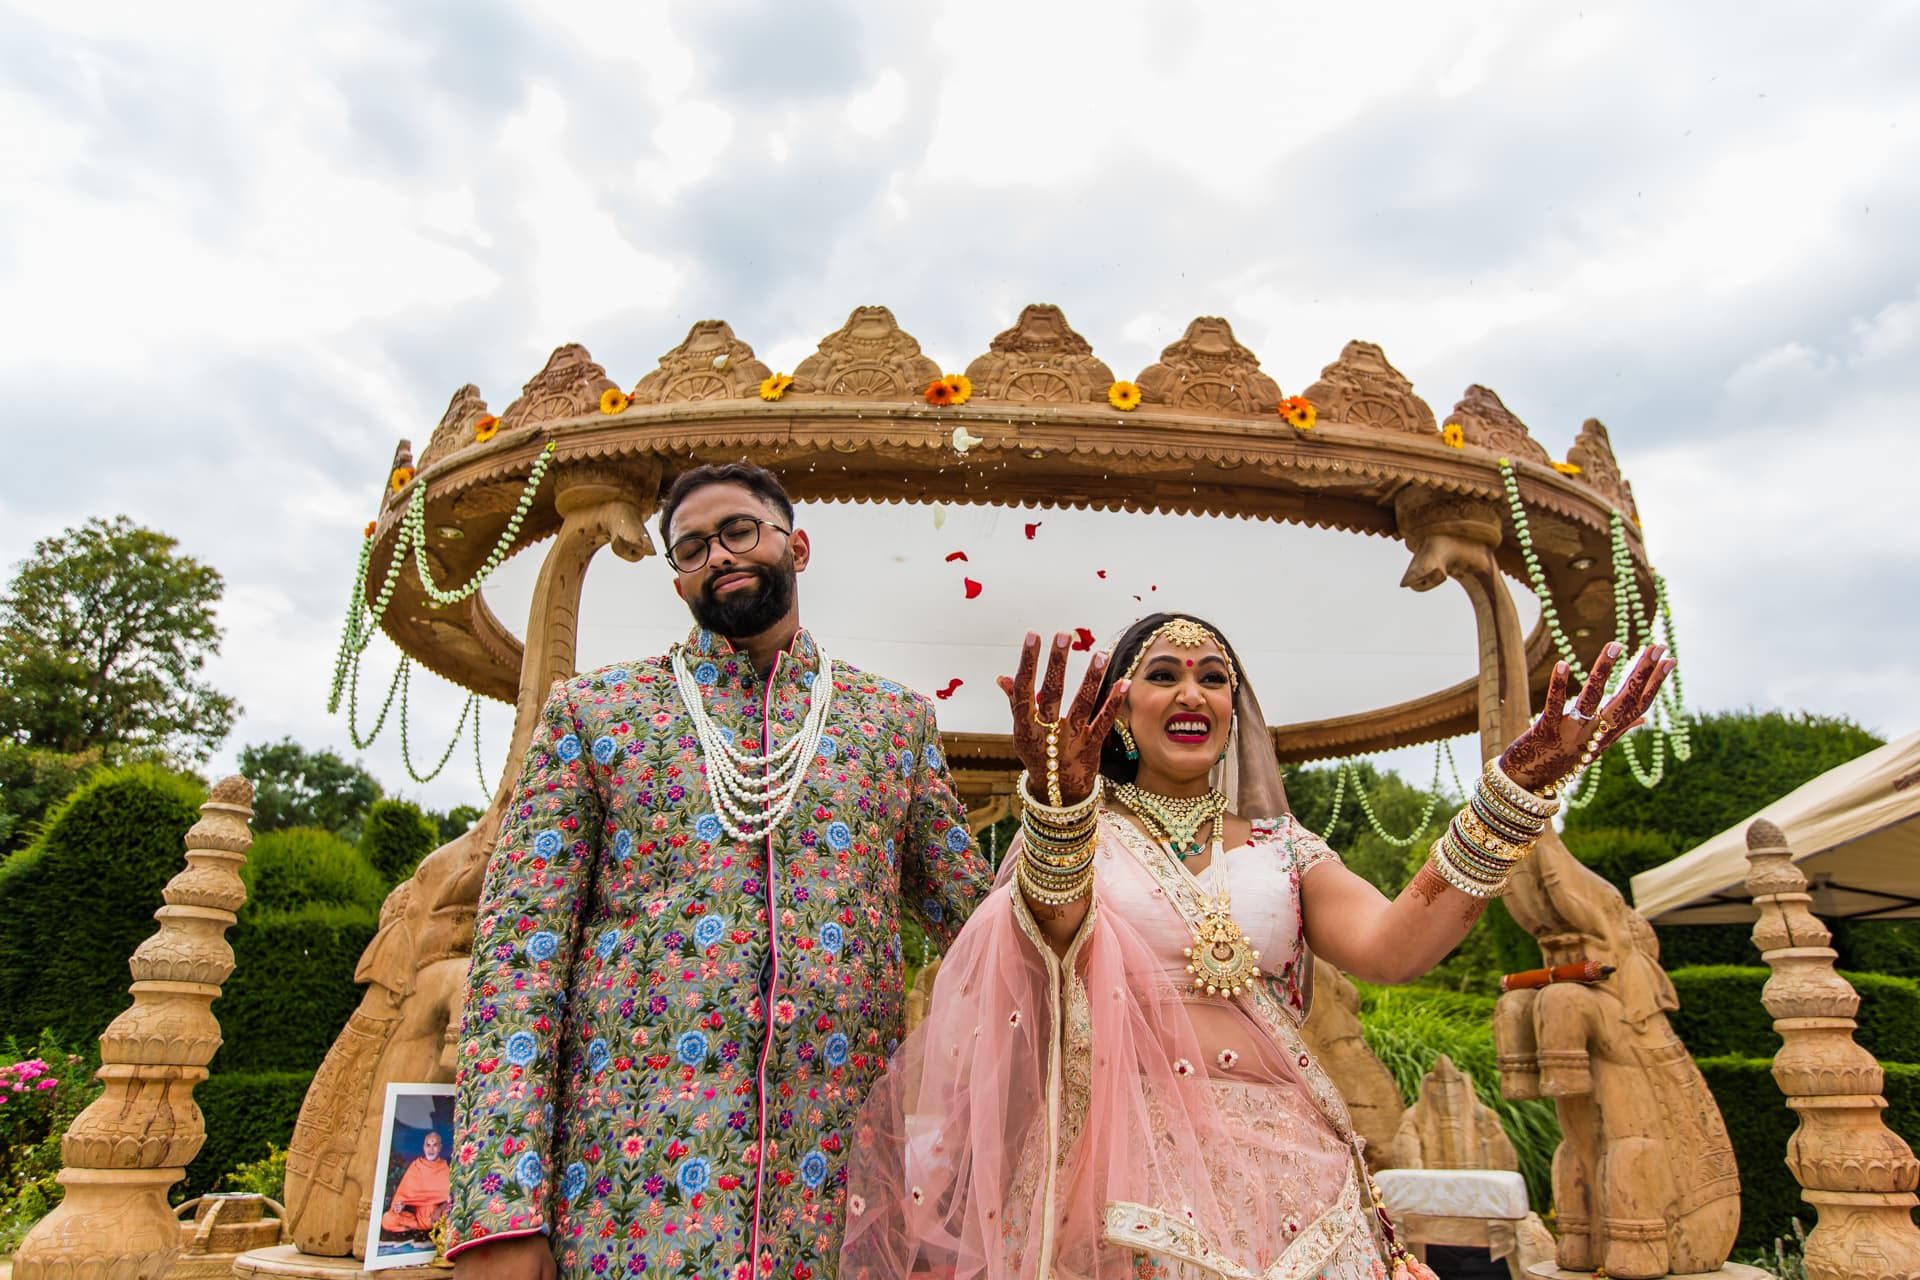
[843,814,1409,1280]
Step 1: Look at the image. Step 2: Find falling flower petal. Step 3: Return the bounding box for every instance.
[963,578,983,600]
[935,678,963,700]
[945,551,969,562]
[1023,522,1041,540]
[1096,569,1107,579]
[932,504,950,529]
[1071,628,1096,651]
[951,425,984,453]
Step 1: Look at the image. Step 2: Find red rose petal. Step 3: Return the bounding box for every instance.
[935,678,963,700]
[1024,522,1042,540]
[1070,628,1096,651]
[945,551,968,562]
[1096,569,1107,579]
[963,578,983,599]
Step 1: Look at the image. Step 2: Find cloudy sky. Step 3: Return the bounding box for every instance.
[2,0,1916,818]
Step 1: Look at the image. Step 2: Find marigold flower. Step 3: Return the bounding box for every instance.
[474,415,500,443]
[389,467,414,493]
[759,373,795,402]
[1552,460,1583,476]
[364,520,377,538]
[1107,380,1143,411]
[600,387,631,415]
[924,379,955,406]
[1280,396,1317,430]
[1442,422,1466,448]
[943,374,972,406]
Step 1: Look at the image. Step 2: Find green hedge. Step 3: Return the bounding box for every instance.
[0,765,205,1047]
[1666,966,1920,1064]
[1564,826,1681,900]
[1834,919,1920,980]
[1698,1057,1920,1251]
[241,827,385,913]
[212,903,378,1074]
[183,1070,314,1200]
[360,799,438,884]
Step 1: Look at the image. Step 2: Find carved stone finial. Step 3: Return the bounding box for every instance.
[1301,340,1437,435]
[12,783,257,1280]
[1745,823,1920,1278]
[1444,385,1551,465]
[630,320,773,405]
[962,304,1115,404]
[1133,317,1281,415]
[792,306,942,399]
[418,385,493,470]
[1391,1053,1518,1172]
[1567,418,1641,523]
[498,343,619,433]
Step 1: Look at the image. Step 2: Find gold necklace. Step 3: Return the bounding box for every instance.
[1112,782,1227,861]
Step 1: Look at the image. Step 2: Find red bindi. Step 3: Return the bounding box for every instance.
[1185,659,1195,667]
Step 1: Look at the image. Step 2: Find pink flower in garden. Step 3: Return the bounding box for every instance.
[38,1078,58,1090]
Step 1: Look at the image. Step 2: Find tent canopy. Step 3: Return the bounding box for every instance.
[1631,730,1920,925]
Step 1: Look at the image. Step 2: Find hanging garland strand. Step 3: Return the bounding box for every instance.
[1320,739,1463,848]
[327,441,558,795]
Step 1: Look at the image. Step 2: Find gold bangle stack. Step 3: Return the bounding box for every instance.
[1425,760,1561,898]
[1017,770,1099,905]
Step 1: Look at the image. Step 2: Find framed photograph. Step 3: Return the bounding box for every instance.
[363,1081,457,1270]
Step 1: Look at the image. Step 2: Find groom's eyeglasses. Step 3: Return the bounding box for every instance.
[666,515,791,573]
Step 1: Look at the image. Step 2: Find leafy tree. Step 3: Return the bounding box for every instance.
[1565,710,1883,846]
[430,804,484,844]
[0,517,238,765]
[359,798,440,884]
[0,744,99,857]
[236,738,383,840]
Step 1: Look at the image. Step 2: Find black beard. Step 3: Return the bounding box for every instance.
[688,557,796,640]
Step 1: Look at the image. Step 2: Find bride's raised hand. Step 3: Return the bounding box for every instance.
[996,631,1130,806]
[1499,642,1676,792]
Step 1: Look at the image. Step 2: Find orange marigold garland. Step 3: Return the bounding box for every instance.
[389,466,415,493]
[473,415,500,443]
[1441,422,1466,448]
[759,373,795,402]
[1107,381,1142,411]
[1280,396,1317,430]
[599,387,631,415]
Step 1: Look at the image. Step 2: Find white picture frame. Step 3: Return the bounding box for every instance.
[362,1081,458,1270]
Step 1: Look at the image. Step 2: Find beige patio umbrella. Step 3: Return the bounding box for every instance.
[1631,729,1920,924]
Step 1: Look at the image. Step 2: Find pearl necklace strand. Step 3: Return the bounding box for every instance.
[671,641,835,840]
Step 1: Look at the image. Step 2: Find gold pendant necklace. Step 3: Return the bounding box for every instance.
[1184,886,1264,997]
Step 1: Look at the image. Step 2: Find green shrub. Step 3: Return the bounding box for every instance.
[183,1070,314,1201]
[0,1034,102,1252]
[1356,984,1561,1210]
[1563,826,1680,900]
[1834,919,1920,980]
[241,827,385,913]
[213,903,378,1074]
[0,743,100,858]
[1666,966,1920,1064]
[359,799,439,884]
[1652,923,1759,969]
[218,1142,288,1201]
[0,765,205,1046]
[1564,710,1882,846]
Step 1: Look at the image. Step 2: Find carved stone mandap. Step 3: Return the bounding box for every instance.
[287,303,1737,1277]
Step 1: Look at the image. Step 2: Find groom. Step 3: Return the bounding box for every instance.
[446,461,991,1280]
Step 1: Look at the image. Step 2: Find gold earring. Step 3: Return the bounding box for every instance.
[1117,721,1139,760]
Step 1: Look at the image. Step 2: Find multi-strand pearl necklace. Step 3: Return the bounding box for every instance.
[671,641,834,840]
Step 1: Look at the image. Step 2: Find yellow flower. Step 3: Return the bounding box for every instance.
[599,387,631,415]
[473,415,500,443]
[943,374,972,406]
[1442,422,1466,449]
[1552,460,1583,476]
[388,466,414,493]
[1107,381,1142,411]
[759,373,795,402]
[1280,396,1317,430]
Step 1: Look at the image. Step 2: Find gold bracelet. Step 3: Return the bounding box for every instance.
[1018,857,1093,905]
[1483,759,1559,820]
[1452,808,1535,864]
[1018,771,1101,825]
[1427,848,1507,899]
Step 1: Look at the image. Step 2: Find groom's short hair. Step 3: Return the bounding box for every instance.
[657,461,796,545]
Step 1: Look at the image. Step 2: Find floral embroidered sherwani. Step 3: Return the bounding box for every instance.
[446,627,991,1280]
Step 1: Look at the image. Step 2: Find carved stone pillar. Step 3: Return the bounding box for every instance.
[283,462,657,1257]
[1394,484,1739,1278]
[12,778,255,1280]
[1744,818,1920,1279]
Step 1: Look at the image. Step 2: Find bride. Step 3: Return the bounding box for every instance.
[842,612,1670,1280]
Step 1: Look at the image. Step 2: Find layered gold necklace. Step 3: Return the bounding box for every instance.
[1111,781,1228,861]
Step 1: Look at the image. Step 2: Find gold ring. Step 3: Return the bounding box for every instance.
[1033,714,1062,731]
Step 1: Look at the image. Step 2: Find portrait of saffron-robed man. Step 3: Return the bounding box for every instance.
[445,461,992,1280]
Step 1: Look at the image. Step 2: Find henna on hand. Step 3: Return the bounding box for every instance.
[1498,643,1675,792]
[997,630,1129,805]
